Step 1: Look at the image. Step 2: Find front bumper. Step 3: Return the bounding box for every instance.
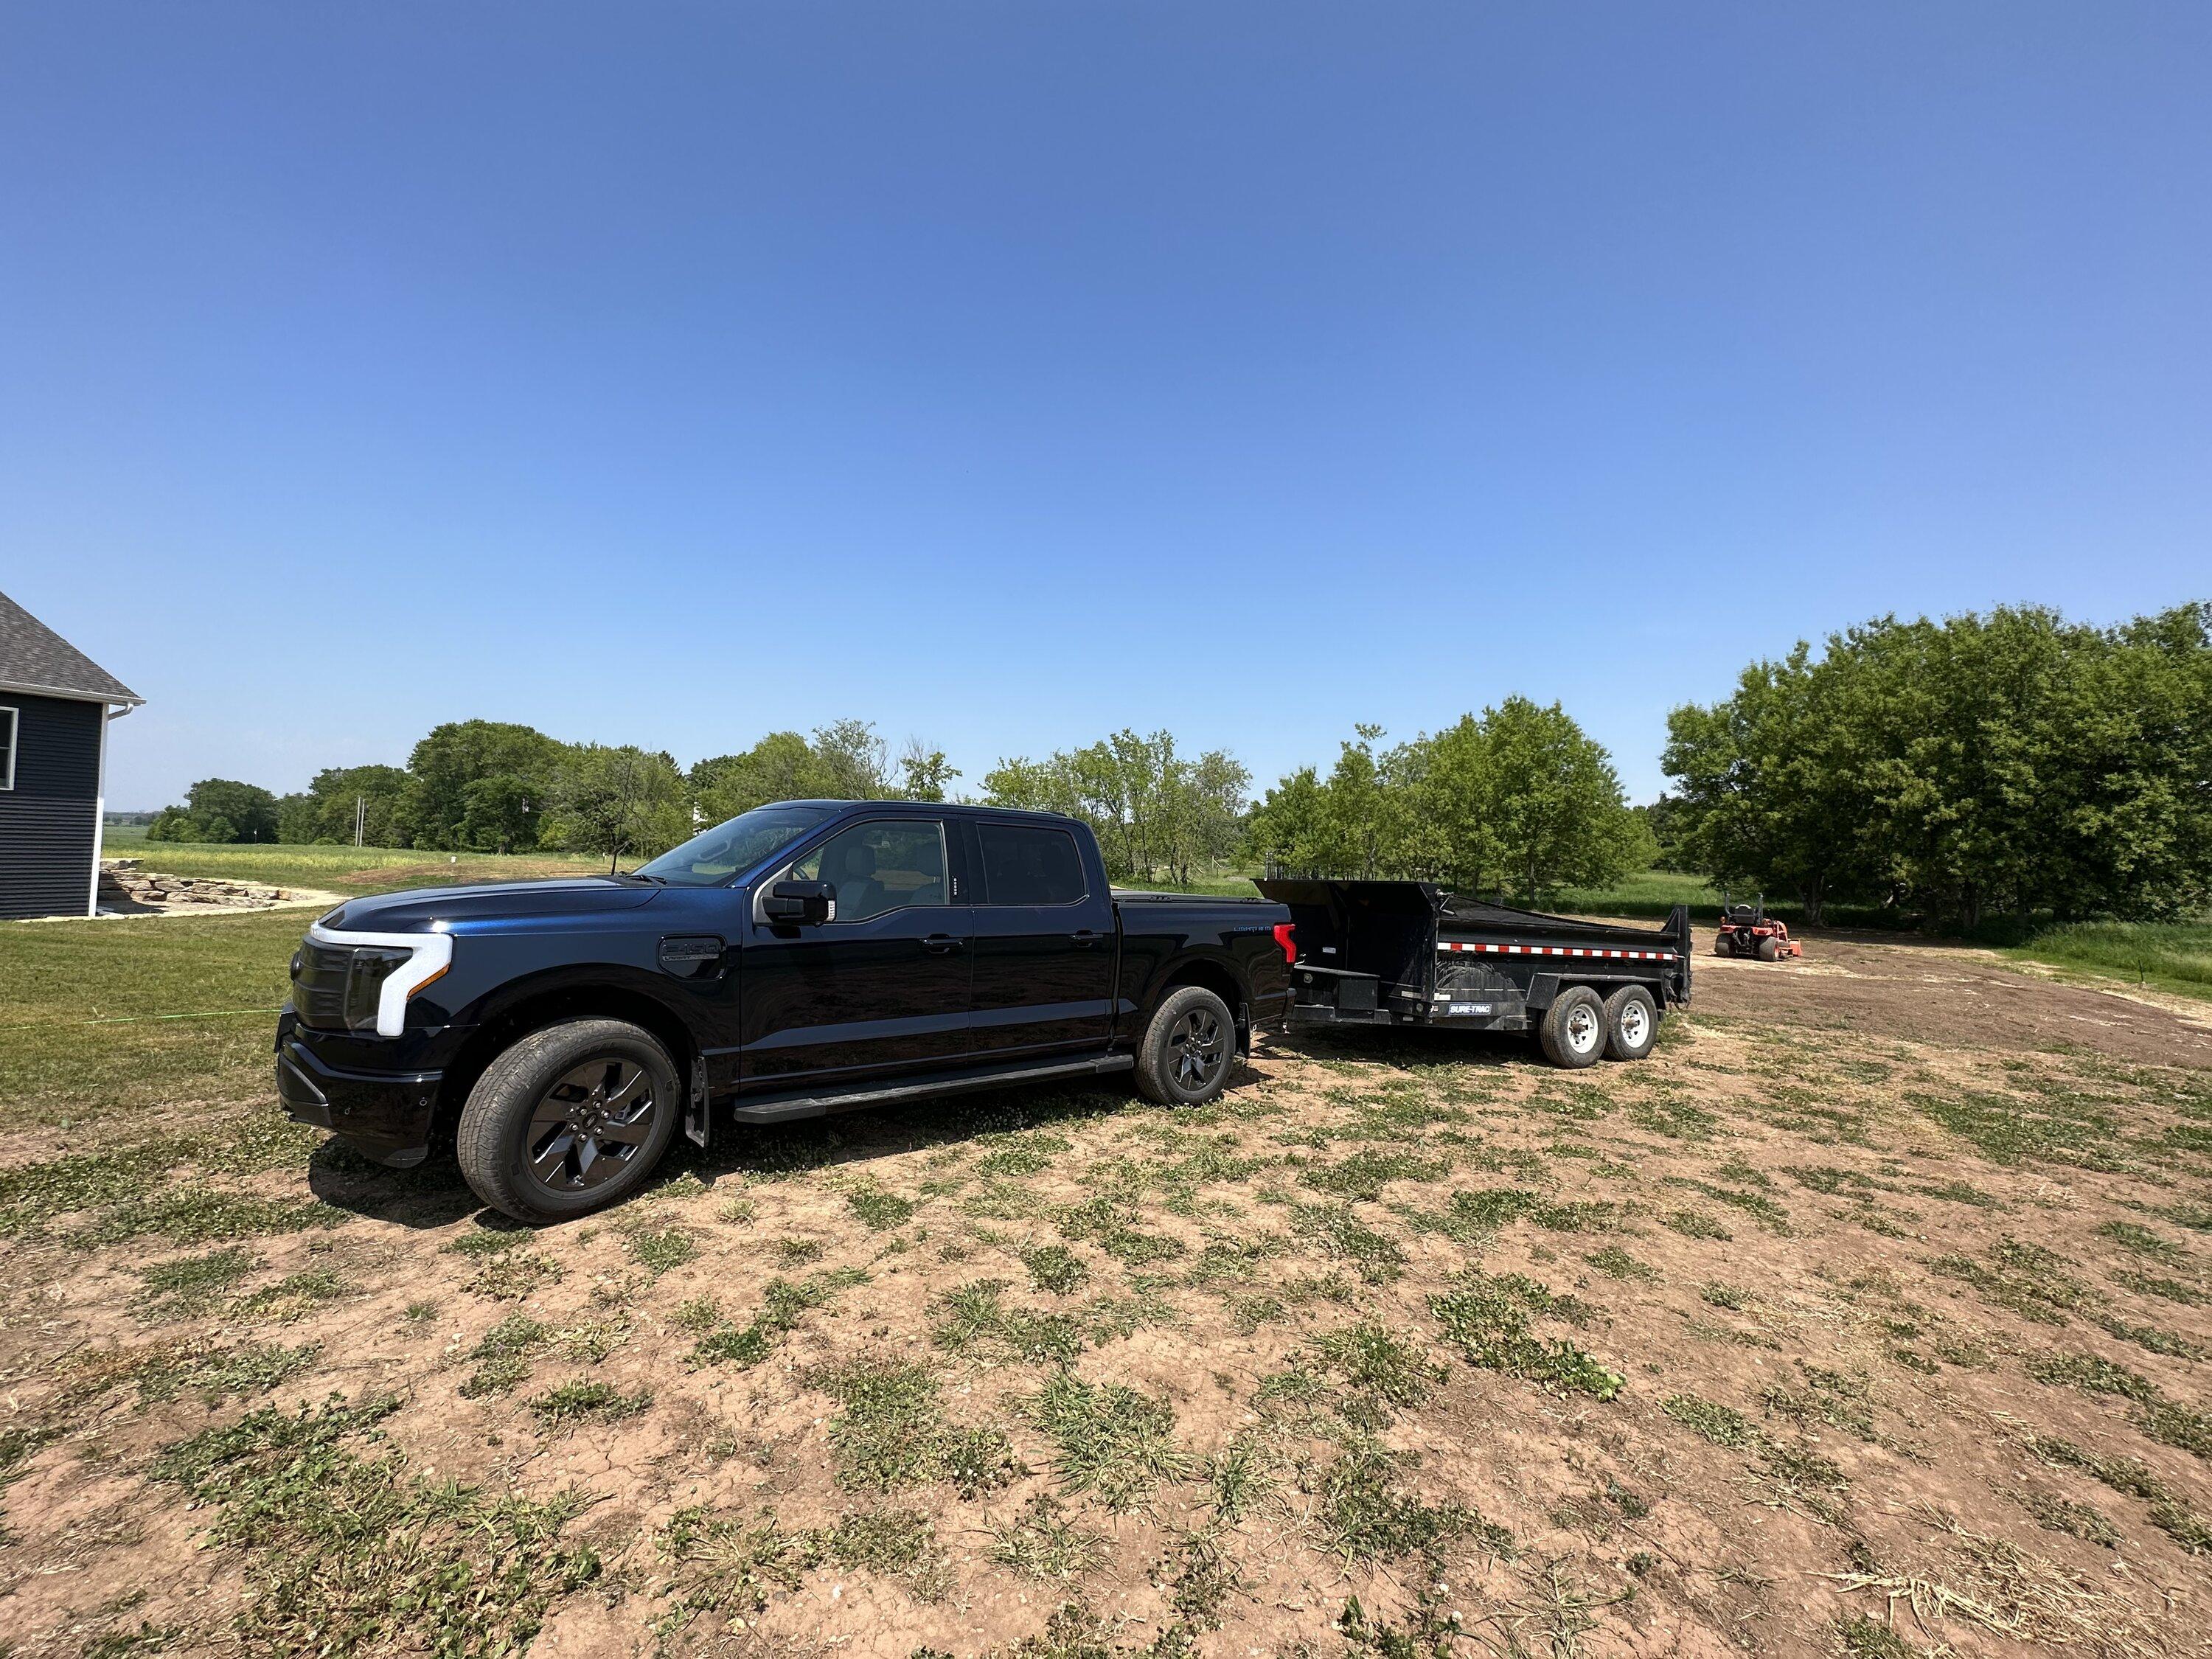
[274,1007,466,1169]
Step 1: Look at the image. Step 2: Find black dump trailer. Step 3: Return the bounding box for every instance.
[1253,880,1693,1069]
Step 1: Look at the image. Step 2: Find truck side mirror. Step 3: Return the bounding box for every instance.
[765,879,833,926]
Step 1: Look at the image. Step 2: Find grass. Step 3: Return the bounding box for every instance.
[2008,920,2212,1002]
[526,1378,653,1427]
[1312,1321,1445,1410]
[98,827,603,894]
[1663,1391,1750,1446]
[11,858,2212,1652]
[1021,1371,1192,1510]
[150,1396,600,1654]
[1428,1271,1623,1400]
[808,1357,1019,1496]
[990,1493,1105,1581]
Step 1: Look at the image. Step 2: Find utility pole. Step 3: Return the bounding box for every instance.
[355,794,366,847]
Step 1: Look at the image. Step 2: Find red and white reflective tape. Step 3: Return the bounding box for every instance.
[1439,941,1679,961]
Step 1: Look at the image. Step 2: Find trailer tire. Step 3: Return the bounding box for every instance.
[1133,985,1237,1107]
[456,1018,681,1224]
[1757,937,1780,963]
[1538,987,1607,1069]
[1601,986,1659,1061]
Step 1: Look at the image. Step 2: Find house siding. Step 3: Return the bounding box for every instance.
[0,692,102,919]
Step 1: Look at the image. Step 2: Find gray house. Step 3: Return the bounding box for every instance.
[0,591,142,919]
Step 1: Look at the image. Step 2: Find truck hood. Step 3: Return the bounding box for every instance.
[318,877,661,933]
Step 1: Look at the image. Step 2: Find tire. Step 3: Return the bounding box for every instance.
[456,1018,682,1223]
[1601,985,1659,1061]
[1714,934,1733,958]
[1757,936,1780,963]
[1133,985,1237,1107]
[1538,986,1607,1069]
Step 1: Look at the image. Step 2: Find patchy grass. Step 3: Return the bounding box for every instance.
[1430,1273,1623,1399]
[1022,1371,1192,1510]
[9,914,2212,1654]
[526,1379,653,1428]
[1663,1392,1750,1447]
[990,1493,1105,1582]
[150,1397,599,1653]
[809,1357,1019,1497]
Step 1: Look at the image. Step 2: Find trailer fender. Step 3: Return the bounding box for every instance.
[1524,972,1562,1012]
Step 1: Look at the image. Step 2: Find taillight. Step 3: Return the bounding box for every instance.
[1272,922,1297,966]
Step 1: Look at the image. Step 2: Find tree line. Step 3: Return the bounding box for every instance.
[147,720,961,869]
[1663,603,2212,929]
[1243,698,1653,900]
[980,730,1249,884]
[143,599,2209,925]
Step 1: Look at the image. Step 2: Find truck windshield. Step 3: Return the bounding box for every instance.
[631,804,836,886]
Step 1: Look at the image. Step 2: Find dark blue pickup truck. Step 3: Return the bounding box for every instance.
[276,801,1295,1221]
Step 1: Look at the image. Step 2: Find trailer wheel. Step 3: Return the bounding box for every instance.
[1538,987,1607,1068]
[1601,986,1659,1061]
[1134,985,1237,1107]
[1757,937,1780,963]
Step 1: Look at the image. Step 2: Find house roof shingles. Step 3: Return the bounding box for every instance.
[0,589,142,703]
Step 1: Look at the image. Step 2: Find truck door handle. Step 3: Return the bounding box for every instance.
[1070,930,1102,948]
[922,934,965,955]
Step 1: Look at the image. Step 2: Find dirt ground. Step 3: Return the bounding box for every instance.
[2,930,2208,1659]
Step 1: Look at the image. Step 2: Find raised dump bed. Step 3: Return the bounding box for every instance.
[1253,879,1693,1068]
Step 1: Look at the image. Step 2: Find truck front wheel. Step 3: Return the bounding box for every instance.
[1538,987,1607,1068]
[1134,985,1236,1107]
[456,1018,681,1223]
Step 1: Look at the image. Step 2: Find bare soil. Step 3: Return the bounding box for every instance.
[2,929,2208,1659]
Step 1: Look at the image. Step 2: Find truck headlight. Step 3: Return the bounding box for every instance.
[300,927,453,1037]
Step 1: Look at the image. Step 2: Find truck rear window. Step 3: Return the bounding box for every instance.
[978,824,1085,906]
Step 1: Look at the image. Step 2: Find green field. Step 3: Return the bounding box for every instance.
[2008,919,2212,1002]
[101,826,603,894]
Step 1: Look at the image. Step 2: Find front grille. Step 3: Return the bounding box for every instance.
[291,942,354,1030]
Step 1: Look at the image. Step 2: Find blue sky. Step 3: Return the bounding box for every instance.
[3,4,2205,812]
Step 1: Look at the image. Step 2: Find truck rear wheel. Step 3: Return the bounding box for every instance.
[456,1018,681,1223]
[1601,986,1659,1060]
[1538,986,1607,1068]
[1134,985,1236,1107]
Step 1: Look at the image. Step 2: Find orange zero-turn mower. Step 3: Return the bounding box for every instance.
[1713,895,1801,961]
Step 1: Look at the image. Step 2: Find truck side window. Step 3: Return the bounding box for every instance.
[978,824,1086,906]
[790,821,947,922]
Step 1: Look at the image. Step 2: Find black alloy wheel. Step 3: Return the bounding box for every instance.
[1169,1004,1228,1093]
[526,1056,658,1194]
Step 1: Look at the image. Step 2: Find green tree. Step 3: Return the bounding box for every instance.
[146,778,280,844]
[275,792,318,844]
[1245,765,1329,874]
[983,729,1248,884]
[689,721,922,824]
[1480,696,1646,900]
[290,764,414,846]
[459,773,540,854]
[542,745,689,872]
[1251,703,1640,900]
[403,720,563,850]
[1664,603,2212,928]
[896,738,959,802]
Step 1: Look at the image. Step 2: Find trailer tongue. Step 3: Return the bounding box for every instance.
[1253,879,1693,1068]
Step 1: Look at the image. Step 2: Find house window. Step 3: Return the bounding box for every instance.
[0,706,15,790]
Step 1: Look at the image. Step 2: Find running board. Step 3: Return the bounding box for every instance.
[727,1054,1136,1125]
